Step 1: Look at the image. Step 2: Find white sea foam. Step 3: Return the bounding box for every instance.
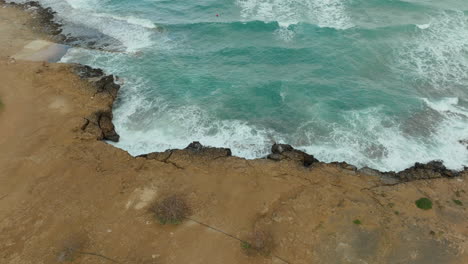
[94,13,157,29]
[300,100,468,171]
[416,23,431,29]
[112,102,278,159]
[236,0,354,29]
[398,11,468,96]
[10,0,156,52]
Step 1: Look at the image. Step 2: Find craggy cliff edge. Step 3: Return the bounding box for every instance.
[0,2,467,264]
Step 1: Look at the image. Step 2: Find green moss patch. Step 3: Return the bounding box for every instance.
[415,198,432,210]
[241,241,251,249]
[353,219,362,225]
[453,199,463,206]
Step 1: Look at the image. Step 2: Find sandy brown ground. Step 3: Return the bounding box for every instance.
[1,4,467,264]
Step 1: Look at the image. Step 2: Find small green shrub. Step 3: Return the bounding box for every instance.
[415,198,432,210]
[353,219,362,225]
[394,211,400,215]
[241,241,251,249]
[453,199,463,206]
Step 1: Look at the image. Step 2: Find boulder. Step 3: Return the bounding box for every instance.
[268,143,319,167]
[139,142,232,162]
[73,64,120,98]
[81,110,119,142]
[385,160,461,181]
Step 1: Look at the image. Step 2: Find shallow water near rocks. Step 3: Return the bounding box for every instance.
[10,0,468,171]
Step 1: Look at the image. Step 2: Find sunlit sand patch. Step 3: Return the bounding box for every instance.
[13,40,69,62]
[125,187,158,210]
[48,96,71,114]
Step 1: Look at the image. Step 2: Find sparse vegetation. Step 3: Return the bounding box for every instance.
[151,194,191,225]
[241,230,274,256]
[394,211,400,215]
[241,241,252,249]
[415,198,432,210]
[453,199,463,206]
[56,236,86,262]
[353,219,362,225]
[388,203,395,208]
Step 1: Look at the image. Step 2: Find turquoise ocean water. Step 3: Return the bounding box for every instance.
[11,0,468,171]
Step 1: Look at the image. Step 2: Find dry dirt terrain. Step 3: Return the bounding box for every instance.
[0,3,467,264]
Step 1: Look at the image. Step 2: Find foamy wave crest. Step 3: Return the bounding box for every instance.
[236,0,353,29]
[112,102,278,158]
[94,13,157,29]
[12,0,156,52]
[300,102,468,172]
[398,11,468,96]
[64,0,109,10]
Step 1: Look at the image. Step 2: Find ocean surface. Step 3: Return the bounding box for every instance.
[11,0,468,171]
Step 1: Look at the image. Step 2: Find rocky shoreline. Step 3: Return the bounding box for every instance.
[5,0,467,183]
[2,3,468,263]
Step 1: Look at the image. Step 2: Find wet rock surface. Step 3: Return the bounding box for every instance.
[73,65,120,142]
[384,160,464,182]
[81,110,119,142]
[267,143,319,167]
[73,64,120,99]
[6,1,65,41]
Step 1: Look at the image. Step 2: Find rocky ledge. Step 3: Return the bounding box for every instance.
[136,141,467,183]
[74,64,121,142]
[3,0,65,42]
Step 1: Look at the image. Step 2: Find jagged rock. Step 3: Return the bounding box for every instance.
[93,75,120,98]
[74,65,104,79]
[139,142,232,163]
[73,65,120,98]
[272,144,294,154]
[183,142,232,157]
[137,151,172,162]
[358,167,382,177]
[267,153,284,161]
[185,141,204,151]
[386,160,461,181]
[330,162,357,171]
[99,113,119,142]
[268,143,319,167]
[81,111,119,142]
[9,1,64,37]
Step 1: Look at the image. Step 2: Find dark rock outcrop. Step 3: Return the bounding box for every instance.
[7,1,65,41]
[74,65,120,142]
[267,143,319,167]
[330,162,357,172]
[73,64,120,99]
[74,65,104,79]
[184,141,232,157]
[459,139,468,149]
[138,142,232,164]
[358,167,382,177]
[81,110,119,142]
[384,161,463,182]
